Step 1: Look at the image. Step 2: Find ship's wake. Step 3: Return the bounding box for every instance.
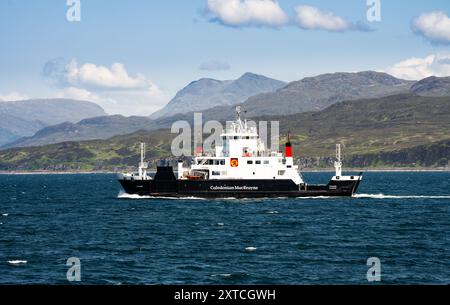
[117,191,207,200]
[117,191,450,201]
[353,194,450,199]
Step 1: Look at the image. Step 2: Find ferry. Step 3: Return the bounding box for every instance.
[118,107,363,198]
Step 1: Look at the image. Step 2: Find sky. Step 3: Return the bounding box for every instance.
[0,0,450,116]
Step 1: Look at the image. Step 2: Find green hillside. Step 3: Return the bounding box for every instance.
[274,93,450,156]
[0,94,449,171]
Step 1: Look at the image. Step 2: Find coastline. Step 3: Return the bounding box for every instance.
[301,168,450,173]
[1,168,450,175]
[0,170,117,175]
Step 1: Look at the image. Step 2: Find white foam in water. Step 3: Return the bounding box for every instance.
[353,194,450,199]
[245,247,257,252]
[118,192,152,199]
[8,260,27,265]
[266,211,279,214]
[118,191,450,201]
[117,191,206,200]
[2,214,8,217]
[295,196,337,199]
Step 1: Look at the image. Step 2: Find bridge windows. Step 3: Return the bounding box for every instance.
[245,159,266,165]
[196,159,226,165]
[223,135,258,140]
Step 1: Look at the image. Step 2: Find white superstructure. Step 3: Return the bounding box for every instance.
[178,107,304,185]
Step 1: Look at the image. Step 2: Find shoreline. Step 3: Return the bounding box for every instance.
[301,168,450,173]
[1,168,450,175]
[0,170,116,175]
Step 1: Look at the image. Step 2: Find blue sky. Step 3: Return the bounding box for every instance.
[1,0,449,115]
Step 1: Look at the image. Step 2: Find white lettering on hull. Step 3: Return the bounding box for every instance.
[210,186,259,191]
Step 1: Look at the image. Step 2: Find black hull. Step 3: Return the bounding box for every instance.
[119,168,362,198]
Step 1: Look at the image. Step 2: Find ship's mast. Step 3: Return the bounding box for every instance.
[235,106,245,131]
[138,142,148,178]
[334,144,342,178]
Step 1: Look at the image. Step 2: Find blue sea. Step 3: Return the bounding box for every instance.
[0,172,449,284]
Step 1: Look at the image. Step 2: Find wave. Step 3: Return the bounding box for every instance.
[118,192,450,201]
[353,194,450,199]
[118,192,305,201]
[2,214,8,217]
[117,192,152,199]
[8,260,27,265]
[117,191,206,200]
[211,272,248,279]
[245,247,257,252]
[211,273,232,278]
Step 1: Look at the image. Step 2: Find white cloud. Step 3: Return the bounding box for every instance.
[294,5,370,32]
[43,58,169,116]
[65,59,150,90]
[412,11,450,45]
[295,5,349,32]
[207,0,288,27]
[0,92,29,102]
[199,60,231,71]
[107,87,168,116]
[385,53,450,80]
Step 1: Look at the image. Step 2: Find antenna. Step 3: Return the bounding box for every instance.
[141,142,145,164]
[334,144,342,178]
[336,144,341,163]
[236,106,242,120]
[138,142,148,179]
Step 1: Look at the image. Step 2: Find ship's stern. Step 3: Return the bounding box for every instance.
[118,173,152,196]
[326,173,363,196]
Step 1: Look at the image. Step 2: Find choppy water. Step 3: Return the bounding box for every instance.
[0,172,449,284]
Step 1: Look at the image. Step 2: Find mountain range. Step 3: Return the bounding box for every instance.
[236,71,415,117]
[2,72,450,153]
[0,99,106,147]
[2,72,286,148]
[4,115,154,149]
[154,71,419,123]
[1,93,449,171]
[411,76,450,97]
[149,72,286,119]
